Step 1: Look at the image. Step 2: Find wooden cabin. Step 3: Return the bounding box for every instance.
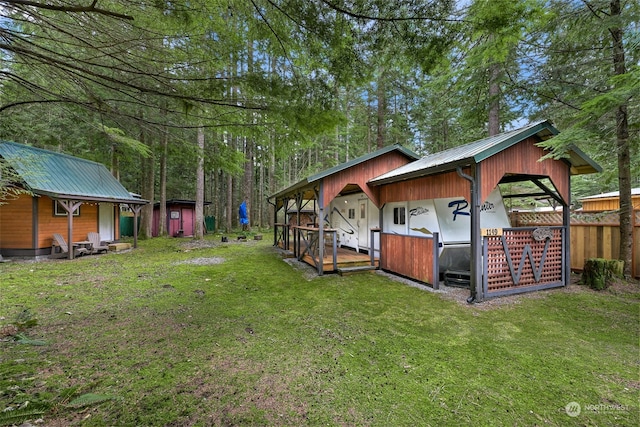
[152,199,211,237]
[0,141,147,259]
[271,121,602,301]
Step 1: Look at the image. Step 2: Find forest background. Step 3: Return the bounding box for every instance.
[0,0,637,270]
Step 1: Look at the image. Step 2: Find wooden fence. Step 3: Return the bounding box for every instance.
[510,210,640,279]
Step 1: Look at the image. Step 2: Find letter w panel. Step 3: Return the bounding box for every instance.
[483,227,565,297]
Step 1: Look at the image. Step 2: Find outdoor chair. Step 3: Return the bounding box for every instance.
[87,232,109,254]
[51,233,89,259]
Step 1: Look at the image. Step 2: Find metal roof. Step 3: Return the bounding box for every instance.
[370,120,601,185]
[580,187,640,200]
[270,144,420,200]
[0,141,147,204]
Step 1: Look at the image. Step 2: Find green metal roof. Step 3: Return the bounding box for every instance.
[0,141,146,204]
[370,120,602,185]
[270,144,420,200]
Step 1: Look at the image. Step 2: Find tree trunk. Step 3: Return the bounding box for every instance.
[194,126,205,239]
[158,107,168,236]
[376,65,386,149]
[582,258,610,290]
[139,116,154,239]
[226,171,233,232]
[610,0,632,279]
[488,61,501,136]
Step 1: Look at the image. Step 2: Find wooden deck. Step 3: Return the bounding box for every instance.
[278,243,378,273]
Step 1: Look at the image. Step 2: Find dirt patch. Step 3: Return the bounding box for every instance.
[174,257,225,266]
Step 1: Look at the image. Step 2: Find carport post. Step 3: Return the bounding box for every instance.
[316,182,324,276]
[457,165,484,302]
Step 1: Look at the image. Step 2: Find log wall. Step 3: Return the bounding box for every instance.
[0,194,99,251]
[0,194,34,248]
[36,197,98,249]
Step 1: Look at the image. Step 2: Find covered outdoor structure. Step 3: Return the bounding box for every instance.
[269,144,420,275]
[370,120,601,301]
[0,141,148,260]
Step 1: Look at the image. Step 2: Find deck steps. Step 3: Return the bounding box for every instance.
[108,242,131,252]
[337,265,378,276]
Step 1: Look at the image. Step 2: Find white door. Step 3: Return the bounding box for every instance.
[99,203,115,241]
[357,199,368,251]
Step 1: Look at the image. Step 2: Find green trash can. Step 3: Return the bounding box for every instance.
[205,216,215,233]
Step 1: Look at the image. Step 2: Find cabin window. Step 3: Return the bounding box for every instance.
[348,208,355,219]
[393,207,405,225]
[53,201,80,216]
[170,210,180,219]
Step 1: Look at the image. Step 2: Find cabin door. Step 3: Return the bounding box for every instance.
[357,198,368,251]
[182,208,195,237]
[99,203,114,241]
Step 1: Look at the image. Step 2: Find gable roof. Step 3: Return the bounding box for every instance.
[0,141,146,204]
[270,144,419,200]
[370,120,602,185]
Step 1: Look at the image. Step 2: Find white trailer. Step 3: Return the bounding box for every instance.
[329,194,380,255]
[381,187,512,276]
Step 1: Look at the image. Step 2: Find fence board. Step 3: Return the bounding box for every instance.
[510,210,639,278]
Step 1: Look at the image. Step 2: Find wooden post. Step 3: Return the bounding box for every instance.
[58,199,82,260]
[130,204,144,248]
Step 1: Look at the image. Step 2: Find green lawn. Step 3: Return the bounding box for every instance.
[1,234,638,426]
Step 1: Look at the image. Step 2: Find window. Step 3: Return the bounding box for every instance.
[348,208,355,219]
[393,207,405,225]
[360,203,366,219]
[53,201,80,216]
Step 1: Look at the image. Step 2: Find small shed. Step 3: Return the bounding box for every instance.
[152,199,211,237]
[0,141,147,259]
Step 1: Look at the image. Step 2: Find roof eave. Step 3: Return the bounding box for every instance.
[34,190,149,204]
[567,144,602,175]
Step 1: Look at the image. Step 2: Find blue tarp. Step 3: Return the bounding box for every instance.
[239,201,249,225]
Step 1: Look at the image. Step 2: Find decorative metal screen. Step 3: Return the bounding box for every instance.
[484,227,565,296]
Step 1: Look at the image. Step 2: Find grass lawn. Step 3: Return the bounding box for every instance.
[1,234,638,426]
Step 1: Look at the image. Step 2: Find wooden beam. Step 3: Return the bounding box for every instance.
[57,199,82,260]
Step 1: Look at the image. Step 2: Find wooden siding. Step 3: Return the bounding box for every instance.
[380,233,436,285]
[378,170,471,204]
[37,197,99,249]
[480,137,570,204]
[581,195,640,211]
[322,151,414,207]
[0,193,34,248]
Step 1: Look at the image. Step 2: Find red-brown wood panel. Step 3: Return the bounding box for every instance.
[0,194,34,248]
[381,233,435,285]
[379,169,471,204]
[480,137,570,204]
[322,152,414,207]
